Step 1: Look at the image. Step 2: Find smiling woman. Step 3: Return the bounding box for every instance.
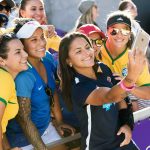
[0,33,28,150]
[58,32,146,150]
[6,18,74,150]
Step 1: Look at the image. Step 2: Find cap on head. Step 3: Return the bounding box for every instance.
[78,0,96,14]
[16,20,45,39]
[78,24,105,38]
[0,0,15,8]
[107,11,131,29]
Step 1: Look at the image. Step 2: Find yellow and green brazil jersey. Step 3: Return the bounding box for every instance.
[0,69,19,133]
[98,42,150,87]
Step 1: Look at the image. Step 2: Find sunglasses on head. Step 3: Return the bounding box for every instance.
[109,28,130,36]
[45,86,54,108]
[0,4,11,12]
[91,39,103,47]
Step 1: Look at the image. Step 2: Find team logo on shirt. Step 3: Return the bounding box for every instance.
[122,67,128,77]
[102,103,113,111]
[107,76,111,83]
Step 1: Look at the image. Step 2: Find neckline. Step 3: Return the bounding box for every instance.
[104,41,128,65]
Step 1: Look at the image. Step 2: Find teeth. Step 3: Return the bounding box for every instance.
[37,48,45,52]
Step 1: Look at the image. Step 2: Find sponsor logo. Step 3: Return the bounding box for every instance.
[38,85,43,90]
[122,67,128,77]
[117,17,123,21]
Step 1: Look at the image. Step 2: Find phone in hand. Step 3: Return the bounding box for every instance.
[131,29,150,54]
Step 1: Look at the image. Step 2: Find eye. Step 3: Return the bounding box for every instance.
[86,46,91,50]
[31,38,37,42]
[15,50,21,54]
[39,7,44,11]
[31,8,36,11]
[76,50,81,54]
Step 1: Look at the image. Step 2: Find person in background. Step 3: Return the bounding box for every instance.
[18,0,61,52]
[0,13,8,28]
[118,0,140,37]
[0,33,28,150]
[74,0,99,29]
[98,11,150,112]
[59,32,145,150]
[6,19,74,150]
[0,0,16,29]
[0,0,15,17]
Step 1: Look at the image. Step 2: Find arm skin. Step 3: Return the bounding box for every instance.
[0,102,5,150]
[52,91,75,136]
[16,97,48,150]
[130,86,150,99]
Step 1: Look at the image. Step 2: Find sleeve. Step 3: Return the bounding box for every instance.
[0,73,13,106]
[15,71,35,98]
[46,35,61,52]
[136,64,150,86]
[72,82,96,106]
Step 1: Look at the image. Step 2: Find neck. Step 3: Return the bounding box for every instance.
[28,57,41,68]
[75,67,96,80]
[106,40,126,59]
[3,68,18,79]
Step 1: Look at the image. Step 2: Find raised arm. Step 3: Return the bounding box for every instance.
[16,97,48,150]
[86,49,146,105]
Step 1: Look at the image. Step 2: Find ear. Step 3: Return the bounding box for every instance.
[20,9,26,18]
[66,58,72,67]
[0,57,6,67]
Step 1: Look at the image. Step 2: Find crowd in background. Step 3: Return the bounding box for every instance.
[0,0,150,150]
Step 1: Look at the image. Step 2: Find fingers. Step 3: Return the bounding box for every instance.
[47,25,57,38]
[117,125,132,147]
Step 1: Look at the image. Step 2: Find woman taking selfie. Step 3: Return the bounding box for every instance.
[58,32,145,150]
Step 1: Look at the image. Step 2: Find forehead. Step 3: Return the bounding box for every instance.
[89,32,102,39]
[70,37,89,49]
[25,0,43,7]
[7,39,23,50]
[109,23,130,29]
[31,27,44,37]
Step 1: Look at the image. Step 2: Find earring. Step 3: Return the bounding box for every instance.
[69,63,72,67]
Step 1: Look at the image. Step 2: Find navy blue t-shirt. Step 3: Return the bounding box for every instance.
[71,62,138,150]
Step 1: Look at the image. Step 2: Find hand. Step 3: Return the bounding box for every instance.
[127,48,146,83]
[46,25,57,38]
[117,124,132,147]
[113,73,122,81]
[10,147,22,150]
[56,123,75,136]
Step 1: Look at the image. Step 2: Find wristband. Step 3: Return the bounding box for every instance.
[119,80,135,91]
[119,108,134,130]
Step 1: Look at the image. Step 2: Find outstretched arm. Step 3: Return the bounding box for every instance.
[131,86,150,99]
[16,97,48,150]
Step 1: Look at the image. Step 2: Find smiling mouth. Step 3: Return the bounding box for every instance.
[37,48,45,52]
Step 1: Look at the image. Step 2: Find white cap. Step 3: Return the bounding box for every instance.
[16,21,47,39]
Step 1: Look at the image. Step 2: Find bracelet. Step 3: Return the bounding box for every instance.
[119,80,135,91]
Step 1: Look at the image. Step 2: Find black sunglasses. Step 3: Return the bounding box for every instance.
[0,4,11,12]
[91,39,103,47]
[45,86,54,108]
